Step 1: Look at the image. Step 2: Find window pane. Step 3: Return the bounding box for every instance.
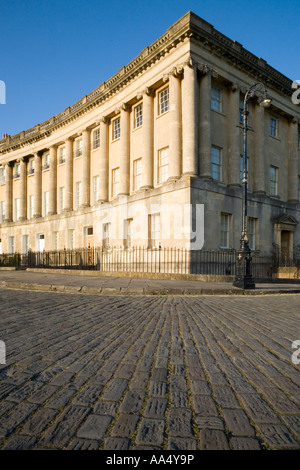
[93,128,100,149]
[211,147,222,181]
[113,118,120,140]
[211,87,222,112]
[134,103,143,128]
[158,148,168,183]
[158,87,169,115]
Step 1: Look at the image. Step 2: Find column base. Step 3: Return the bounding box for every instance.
[253,190,266,196]
[182,172,198,177]
[167,176,181,182]
[200,175,213,182]
[288,199,299,204]
[140,185,153,191]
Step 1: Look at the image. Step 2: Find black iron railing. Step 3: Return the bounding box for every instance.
[0,245,295,279]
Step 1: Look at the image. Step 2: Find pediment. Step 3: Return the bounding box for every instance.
[273,214,298,226]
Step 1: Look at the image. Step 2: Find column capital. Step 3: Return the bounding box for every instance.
[170,66,183,78]
[143,87,155,97]
[290,116,299,125]
[82,127,91,135]
[121,103,131,112]
[100,116,110,125]
[230,82,240,93]
[184,56,195,68]
[197,62,218,79]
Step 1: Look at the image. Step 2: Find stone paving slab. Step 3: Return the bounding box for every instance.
[0,288,299,450]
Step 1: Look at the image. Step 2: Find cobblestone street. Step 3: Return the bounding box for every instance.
[0,289,299,450]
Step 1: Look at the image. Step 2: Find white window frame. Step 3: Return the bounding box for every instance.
[92,175,99,204]
[270,165,278,196]
[68,229,75,250]
[59,187,65,213]
[103,222,111,249]
[8,236,15,254]
[28,158,35,174]
[124,218,133,249]
[58,146,66,164]
[112,168,119,197]
[43,191,49,216]
[0,201,5,223]
[158,147,168,184]
[134,103,143,129]
[211,86,222,112]
[22,234,29,254]
[75,181,82,209]
[211,146,222,181]
[220,213,231,249]
[158,87,169,115]
[75,138,82,158]
[14,198,20,221]
[149,213,160,249]
[133,158,142,191]
[29,195,34,219]
[112,117,121,141]
[14,162,20,179]
[52,231,59,251]
[93,128,100,149]
[0,166,5,185]
[270,117,278,138]
[44,152,50,170]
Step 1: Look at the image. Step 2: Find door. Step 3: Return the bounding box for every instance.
[281,231,290,261]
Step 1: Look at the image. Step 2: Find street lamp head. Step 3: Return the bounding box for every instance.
[259,96,272,108]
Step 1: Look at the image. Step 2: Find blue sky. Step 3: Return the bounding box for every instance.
[0,0,299,137]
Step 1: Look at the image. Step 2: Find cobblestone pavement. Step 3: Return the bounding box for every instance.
[0,289,299,451]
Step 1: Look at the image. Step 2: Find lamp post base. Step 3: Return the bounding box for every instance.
[233,248,256,290]
[233,275,255,290]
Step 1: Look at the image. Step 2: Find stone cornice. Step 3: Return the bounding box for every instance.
[0,10,299,155]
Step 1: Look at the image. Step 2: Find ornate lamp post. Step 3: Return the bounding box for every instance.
[233,82,271,289]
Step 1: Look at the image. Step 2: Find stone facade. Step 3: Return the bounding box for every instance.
[0,11,299,256]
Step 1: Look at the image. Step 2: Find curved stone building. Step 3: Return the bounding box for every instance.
[0,11,299,262]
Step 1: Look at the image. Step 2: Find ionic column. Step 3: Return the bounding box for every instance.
[288,118,299,202]
[141,89,154,189]
[99,117,109,202]
[33,152,42,218]
[19,157,27,220]
[4,162,13,222]
[48,145,57,215]
[65,137,73,211]
[119,104,130,195]
[199,68,212,178]
[81,128,91,207]
[227,84,241,186]
[182,60,198,176]
[253,103,266,194]
[168,70,182,180]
